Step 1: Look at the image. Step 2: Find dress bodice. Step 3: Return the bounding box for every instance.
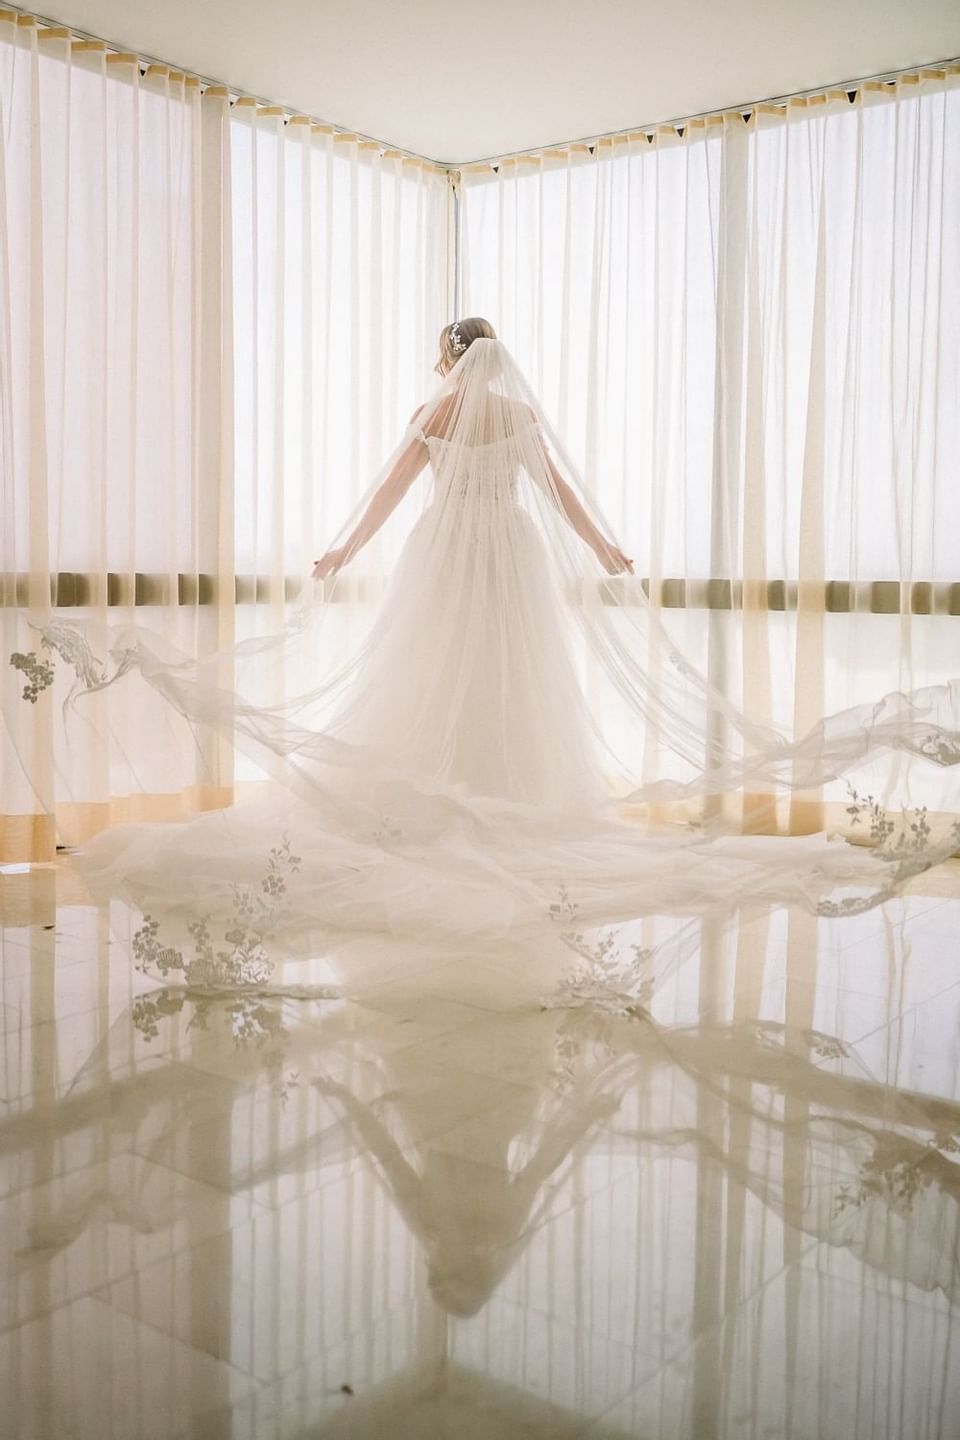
[411,419,539,502]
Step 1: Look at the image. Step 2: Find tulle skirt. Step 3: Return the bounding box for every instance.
[324,496,604,809]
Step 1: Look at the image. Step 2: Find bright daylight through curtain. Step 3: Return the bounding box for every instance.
[1,13,957,864]
[0,14,449,858]
[460,71,960,833]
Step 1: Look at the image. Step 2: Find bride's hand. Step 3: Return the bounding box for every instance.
[312,548,347,580]
[596,542,634,575]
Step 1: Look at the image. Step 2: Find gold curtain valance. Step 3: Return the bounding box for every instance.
[456,60,960,177]
[2,6,958,180]
[0,6,447,172]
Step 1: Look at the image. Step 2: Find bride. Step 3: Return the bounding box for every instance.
[34,316,960,995]
[310,316,634,810]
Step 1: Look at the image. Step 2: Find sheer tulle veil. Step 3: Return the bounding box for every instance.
[11,333,960,1000]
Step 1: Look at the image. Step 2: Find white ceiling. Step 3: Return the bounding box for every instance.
[30,0,960,163]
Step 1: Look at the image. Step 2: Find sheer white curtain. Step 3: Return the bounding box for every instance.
[229,104,448,631]
[0,13,449,858]
[3,11,956,858]
[460,69,960,833]
[0,19,234,860]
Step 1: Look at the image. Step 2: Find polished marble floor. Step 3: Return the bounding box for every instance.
[2,859,960,1439]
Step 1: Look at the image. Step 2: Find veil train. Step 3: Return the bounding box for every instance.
[9,337,960,1000]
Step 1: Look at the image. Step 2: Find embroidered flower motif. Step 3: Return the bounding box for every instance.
[834,1138,940,1218]
[9,650,55,702]
[10,621,121,703]
[131,836,302,990]
[545,888,655,1018]
[40,622,108,688]
[919,733,960,766]
[818,786,960,917]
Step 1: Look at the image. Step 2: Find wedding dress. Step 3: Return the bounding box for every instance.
[322,414,602,810]
[12,337,960,1000]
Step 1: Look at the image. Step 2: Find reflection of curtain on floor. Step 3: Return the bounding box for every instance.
[460,71,960,835]
[0,14,449,860]
[9,904,958,1427]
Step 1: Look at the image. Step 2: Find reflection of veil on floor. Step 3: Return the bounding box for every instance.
[309,1016,960,1318]
[7,879,958,1436]
[7,336,959,1004]
[16,943,960,1321]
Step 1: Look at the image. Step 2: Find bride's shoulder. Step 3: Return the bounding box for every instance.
[498,399,539,430]
[407,395,539,445]
[517,403,544,441]
[409,393,457,440]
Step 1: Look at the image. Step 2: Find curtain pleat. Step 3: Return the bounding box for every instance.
[2,14,957,858]
[0,18,448,858]
[227,110,448,726]
[460,72,960,834]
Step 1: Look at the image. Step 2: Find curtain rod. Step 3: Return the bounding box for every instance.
[0,3,440,167]
[452,54,960,171]
[4,6,957,174]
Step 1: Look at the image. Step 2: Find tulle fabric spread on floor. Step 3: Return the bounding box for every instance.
[10,338,960,1001]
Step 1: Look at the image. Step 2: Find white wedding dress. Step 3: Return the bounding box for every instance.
[324,417,602,810]
[20,338,960,1001]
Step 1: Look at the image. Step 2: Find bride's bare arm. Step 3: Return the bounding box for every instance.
[313,414,429,579]
[528,419,634,575]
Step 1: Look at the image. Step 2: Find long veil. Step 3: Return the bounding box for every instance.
[8,336,960,1000]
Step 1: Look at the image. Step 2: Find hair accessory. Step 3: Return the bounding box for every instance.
[449,320,467,354]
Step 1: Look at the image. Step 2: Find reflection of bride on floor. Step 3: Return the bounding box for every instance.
[20,986,960,1319]
[28,316,960,998]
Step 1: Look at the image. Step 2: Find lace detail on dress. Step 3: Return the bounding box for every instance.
[412,418,539,503]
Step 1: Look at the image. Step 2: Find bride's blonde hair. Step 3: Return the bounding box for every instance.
[434,316,497,375]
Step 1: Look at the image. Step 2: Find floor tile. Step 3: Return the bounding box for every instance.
[0,1294,256,1440]
[1,865,958,1438]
